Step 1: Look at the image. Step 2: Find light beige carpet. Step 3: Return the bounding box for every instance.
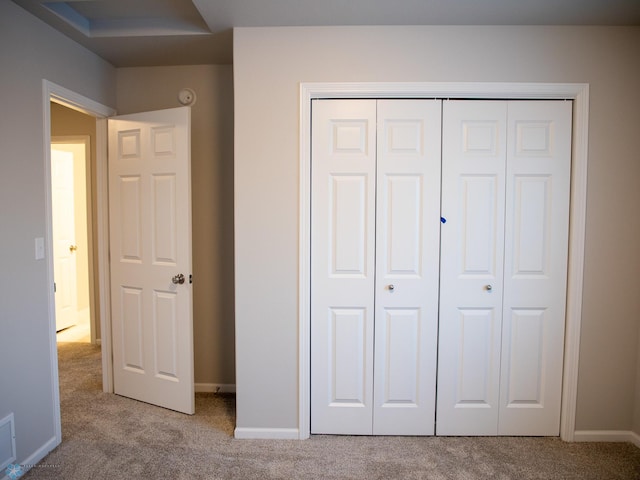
[22,342,640,479]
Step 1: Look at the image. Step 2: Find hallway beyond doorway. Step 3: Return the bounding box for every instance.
[56,313,90,343]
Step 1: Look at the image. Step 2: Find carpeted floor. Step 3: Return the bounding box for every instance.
[22,342,640,479]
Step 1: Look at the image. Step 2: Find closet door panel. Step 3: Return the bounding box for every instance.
[311,99,377,434]
[311,98,570,438]
[373,100,442,435]
[437,101,507,435]
[499,101,572,435]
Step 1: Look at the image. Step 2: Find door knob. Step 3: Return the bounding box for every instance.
[172,273,185,285]
[388,284,395,291]
[485,284,493,292]
[69,245,78,253]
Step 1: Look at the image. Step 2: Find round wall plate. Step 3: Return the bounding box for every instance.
[178,88,196,106]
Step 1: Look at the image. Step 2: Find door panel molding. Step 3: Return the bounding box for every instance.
[299,82,589,441]
[373,99,441,435]
[438,102,507,435]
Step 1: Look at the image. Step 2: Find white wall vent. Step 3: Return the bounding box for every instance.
[0,413,16,471]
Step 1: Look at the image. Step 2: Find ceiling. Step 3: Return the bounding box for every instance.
[13,0,640,67]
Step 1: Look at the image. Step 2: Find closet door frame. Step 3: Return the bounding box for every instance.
[299,82,590,441]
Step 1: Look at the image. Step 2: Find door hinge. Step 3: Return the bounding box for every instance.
[54,282,56,293]
[189,274,193,284]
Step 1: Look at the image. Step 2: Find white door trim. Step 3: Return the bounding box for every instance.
[299,82,589,441]
[43,80,116,445]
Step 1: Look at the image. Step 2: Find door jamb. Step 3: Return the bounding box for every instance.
[298,82,589,441]
[43,80,116,444]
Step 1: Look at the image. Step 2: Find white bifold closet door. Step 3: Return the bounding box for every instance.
[436,100,572,435]
[311,99,442,435]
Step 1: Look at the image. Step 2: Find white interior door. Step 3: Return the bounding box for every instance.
[52,149,78,332]
[437,100,571,435]
[311,99,441,435]
[108,106,194,414]
[311,99,377,434]
[373,100,441,435]
[498,100,572,435]
[437,101,508,435]
[312,98,570,436]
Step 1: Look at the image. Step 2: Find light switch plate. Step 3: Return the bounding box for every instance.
[35,237,45,260]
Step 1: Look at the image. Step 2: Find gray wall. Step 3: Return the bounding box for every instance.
[116,66,235,387]
[233,26,640,433]
[635,326,640,434]
[0,0,116,463]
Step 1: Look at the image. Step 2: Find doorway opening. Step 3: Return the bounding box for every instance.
[44,79,116,445]
[51,130,94,344]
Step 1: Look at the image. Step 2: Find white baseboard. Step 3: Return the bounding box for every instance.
[194,383,236,393]
[574,430,640,448]
[234,427,300,440]
[0,435,60,480]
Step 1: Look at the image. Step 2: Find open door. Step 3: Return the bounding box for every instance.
[108,107,194,414]
[51,148,78,332]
